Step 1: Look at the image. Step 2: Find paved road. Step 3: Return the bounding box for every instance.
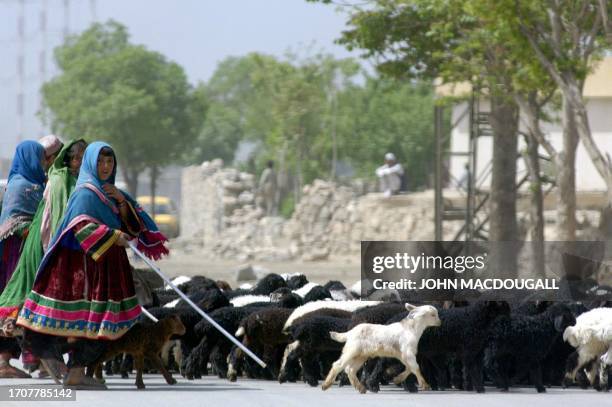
[2,369,611,407]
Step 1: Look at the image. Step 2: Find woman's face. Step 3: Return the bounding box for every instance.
[42,152,58,171]
[97,154,115,181]
[68,145,85,176]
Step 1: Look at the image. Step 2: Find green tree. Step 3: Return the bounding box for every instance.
[311,0,524,279]
[187,54,280,163]
[509,0,612,206]
[336,76,436,190]
[188,51,439,203]
[42,20,202,195]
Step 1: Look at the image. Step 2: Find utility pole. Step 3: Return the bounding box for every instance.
[63,0,70,40]
[39,0,48,136]
[17,0,25,143]
[90,0,97,22]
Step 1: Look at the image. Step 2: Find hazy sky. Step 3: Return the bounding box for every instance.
[0,0,359,158]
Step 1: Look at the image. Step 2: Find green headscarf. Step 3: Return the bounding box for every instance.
[0,139,86,330]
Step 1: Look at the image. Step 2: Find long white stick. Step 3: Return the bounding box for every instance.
[128,241,267,368]
[140,306,159,323]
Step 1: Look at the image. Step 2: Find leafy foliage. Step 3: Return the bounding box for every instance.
[189,52,437,189]
[42,21,203,193]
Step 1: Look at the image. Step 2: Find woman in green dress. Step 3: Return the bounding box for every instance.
[0,140,86,377]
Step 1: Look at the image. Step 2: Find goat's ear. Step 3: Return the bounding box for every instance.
[405,303,417,311]
[408,309,419,319]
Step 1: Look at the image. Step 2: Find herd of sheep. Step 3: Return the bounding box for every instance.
[111,272,612,393]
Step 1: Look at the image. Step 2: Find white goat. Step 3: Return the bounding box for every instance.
[563,307,612,387]
[321,304,441,393]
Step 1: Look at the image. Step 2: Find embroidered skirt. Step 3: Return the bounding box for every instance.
[17,243,141,340]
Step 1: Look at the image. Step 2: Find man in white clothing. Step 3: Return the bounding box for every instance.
[376,152,404,197]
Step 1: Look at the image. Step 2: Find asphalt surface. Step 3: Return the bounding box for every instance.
[1,365,611,407]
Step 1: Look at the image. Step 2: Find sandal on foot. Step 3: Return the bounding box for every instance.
[0,365,32,379]
[63,376,108,390]
[40,359,64,384]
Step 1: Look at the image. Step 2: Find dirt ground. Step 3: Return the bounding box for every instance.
[131,246,362,288]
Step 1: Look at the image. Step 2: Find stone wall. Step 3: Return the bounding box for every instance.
[180,162,609,267]
[180,159,257,247]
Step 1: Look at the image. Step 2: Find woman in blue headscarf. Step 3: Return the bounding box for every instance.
[0,140,47,378]
[17,141,168,388]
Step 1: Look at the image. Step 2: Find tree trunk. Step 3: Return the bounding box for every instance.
[122,166,139,197]
[517,8,612,205]
[522,134,545,278]
[556,97,579,241]
[488,94,519,277]
[564,78,612,206]
[277,141,288,215]
[150,166,158,219]
[330,93,338,181]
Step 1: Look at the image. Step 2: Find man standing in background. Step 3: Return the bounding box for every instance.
[259,160,277,215]
[376,152,404,197]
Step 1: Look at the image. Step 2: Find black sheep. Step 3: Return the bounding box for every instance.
[177,275,220,294]
[228,307,297,381]
[281,316,352,387]
[365,301,510,393]
[287,274,309,290]
[251,273,288,295]
[279,308,353,383]
[324,280,346,291]
[183,303,270,379]
[175,288,230,311]
[182,294,307,380]
[302,285,332,303]
[225,273,288,299]
[348,302,406,329]
[484,302,577,392]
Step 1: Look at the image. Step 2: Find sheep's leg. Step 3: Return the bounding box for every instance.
[161,341,173,367]
[588,358,601,390]
[364,358,386,393]
[184,338,209,380]
[601,364,610,392]
[565,349,594,383]
[345,357,368,394]
[134,355,145,390]
[147,352,177,385]
[104,359,113,376]
[279,342,301,383]
[600,359,610,392]
[300,351,322,387]
[322,354,352,391]
[120,353,131,378]
[227,345,243,382]
[95,364,104,381]
[528,363,545,393]
[396,354,430,391]
[464,355,485,393]
[211,344,229,378]
[260,345,276,380]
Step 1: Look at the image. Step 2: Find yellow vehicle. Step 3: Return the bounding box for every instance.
[136,195,180,238]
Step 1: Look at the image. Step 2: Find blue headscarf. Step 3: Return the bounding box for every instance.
[7,141,46,186]
[49,141,122,244]
[0,141,46,228]
[39,141,167,268]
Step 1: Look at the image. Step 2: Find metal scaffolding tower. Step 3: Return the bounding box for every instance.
[434,90,532,242]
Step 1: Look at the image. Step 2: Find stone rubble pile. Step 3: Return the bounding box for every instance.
[180,160,610,271]
[181,161,453,261]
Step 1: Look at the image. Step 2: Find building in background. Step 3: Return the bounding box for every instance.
[438,56,612,193]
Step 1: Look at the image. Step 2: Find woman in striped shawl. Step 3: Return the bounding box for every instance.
[17,141,168,388]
